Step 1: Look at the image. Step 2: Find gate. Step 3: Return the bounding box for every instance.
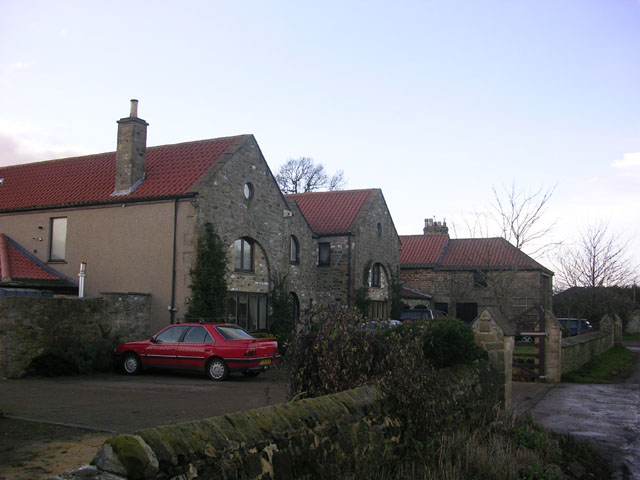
[511,304,546,381]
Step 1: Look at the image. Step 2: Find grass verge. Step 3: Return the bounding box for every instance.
[343,413,613,479]
[623,333,640,341]
[562,345,638,383]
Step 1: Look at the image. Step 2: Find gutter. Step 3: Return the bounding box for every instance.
[0,193,197,215]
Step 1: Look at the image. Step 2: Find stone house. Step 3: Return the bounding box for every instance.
[0,101,399,332]
[286,189,401,319]
[400,219,553,327]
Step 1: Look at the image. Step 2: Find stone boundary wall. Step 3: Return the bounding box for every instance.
[56,362,500,480]
[560,314,622,375]
[0,292,151,378]
[561,331,612,375]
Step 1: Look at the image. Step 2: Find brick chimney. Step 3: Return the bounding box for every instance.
[112,99,149,196]
[423,217,449,236]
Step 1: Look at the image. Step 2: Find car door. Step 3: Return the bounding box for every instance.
[142,325,188,368]
[176,325,215,370]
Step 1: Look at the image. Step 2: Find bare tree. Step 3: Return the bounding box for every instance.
[275,157,346,194]
[490,182,557,255]
[555,222,637,289]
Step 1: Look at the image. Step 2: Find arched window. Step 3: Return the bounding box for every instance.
[289,235,299,264]
[370,262,382,287]
[290,292,300,322]
[234,238,253,271]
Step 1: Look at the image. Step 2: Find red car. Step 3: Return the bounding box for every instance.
[114,323,280,381]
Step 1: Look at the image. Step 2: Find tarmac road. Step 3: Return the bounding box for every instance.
[525,343,640,480]
[0,368,289,433]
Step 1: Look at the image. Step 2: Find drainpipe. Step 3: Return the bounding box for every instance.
[347,233,352,306]
[169,198,178,324]
[78,262,87,298]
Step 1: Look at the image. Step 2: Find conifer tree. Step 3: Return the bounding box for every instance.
[187,222,228,321]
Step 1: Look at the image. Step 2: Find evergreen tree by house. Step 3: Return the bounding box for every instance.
[390,271,404,319]
[187,222,228,321]
[354,260,373,318]
[268,273,295,351]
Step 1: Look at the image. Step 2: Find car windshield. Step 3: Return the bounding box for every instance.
[216,325,255,340]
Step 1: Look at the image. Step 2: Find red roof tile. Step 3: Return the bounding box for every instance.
[400,235,448,265]
[400,235,549,271]
[286,190,373,235]
[440,238,544,269]
[1,234,60,281]
[0,136,242,211]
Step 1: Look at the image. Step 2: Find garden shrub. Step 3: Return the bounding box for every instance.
[287,306,493,450]
[421,317,488,368]
[28,336,117,376]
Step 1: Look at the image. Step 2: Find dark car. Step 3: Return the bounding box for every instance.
[557,318,592,336]
[361,319,402,332]
[398,309,434,322]
[114,323,280,381]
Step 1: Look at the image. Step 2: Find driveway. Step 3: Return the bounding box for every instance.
[515,342,640,480]
[0,369,289,433]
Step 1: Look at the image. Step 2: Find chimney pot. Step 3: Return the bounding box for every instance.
[130,99,139,118]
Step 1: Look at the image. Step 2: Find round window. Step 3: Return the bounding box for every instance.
[244,182,254,200]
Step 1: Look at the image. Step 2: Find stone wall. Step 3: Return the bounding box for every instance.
[625,311,640,334]
[58,363,500,480]
[560,314,622,375]
[0,292,151,378]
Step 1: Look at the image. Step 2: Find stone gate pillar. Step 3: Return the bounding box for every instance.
[472,308,514,411]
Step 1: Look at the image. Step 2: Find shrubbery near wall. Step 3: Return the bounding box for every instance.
[287,307,497,450]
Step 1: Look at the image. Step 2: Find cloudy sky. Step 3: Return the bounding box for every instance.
[1,1,639,275]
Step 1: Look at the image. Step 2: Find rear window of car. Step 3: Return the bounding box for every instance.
[215,325,255,340]
[182,326,213,343]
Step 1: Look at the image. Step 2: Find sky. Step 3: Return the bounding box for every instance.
[1,0,639,277]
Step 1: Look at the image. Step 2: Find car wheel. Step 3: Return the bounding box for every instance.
[122,352,141,375]
[242,370,261,377]
[207,358,228,381]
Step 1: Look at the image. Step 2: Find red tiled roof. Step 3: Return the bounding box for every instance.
[440,238,545,269]
[400,235,549,271]
[0,234,60,281]
[0,136,242,211]
[400,235,448,265]
[285,189,373,235]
